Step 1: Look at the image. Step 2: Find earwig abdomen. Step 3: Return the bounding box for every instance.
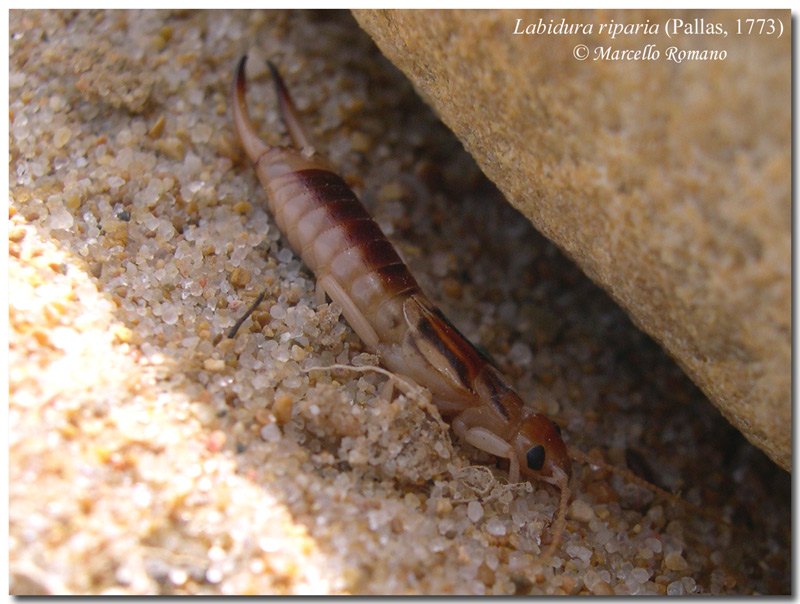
[255,153,422,348]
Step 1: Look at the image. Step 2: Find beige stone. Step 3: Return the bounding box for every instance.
[354,9,790,470]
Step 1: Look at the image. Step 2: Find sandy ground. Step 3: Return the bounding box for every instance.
[9,10,790,594]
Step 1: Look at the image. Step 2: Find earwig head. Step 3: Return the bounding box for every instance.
[512,411,571,483]
[468,364,571,486]
[514,411,572,563]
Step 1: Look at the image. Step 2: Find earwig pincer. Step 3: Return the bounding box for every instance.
[232,56,571,558]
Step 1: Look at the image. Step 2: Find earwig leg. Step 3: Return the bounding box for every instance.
[300,364,445,432]
[380,378,395,402]
[508,456,520,484]
[315,279,328,306]
[379,371,424,403]
[267,61,314,151]
[319,275,380,350]
[453,419,519,483]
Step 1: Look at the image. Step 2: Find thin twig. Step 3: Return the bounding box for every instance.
[227,289,267,338]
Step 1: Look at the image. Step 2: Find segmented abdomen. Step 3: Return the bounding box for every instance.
[262,157,421,345]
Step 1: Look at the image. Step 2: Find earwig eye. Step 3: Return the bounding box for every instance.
[526,445,546,471]
[553,422,562,436]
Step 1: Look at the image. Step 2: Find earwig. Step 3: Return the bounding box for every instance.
[230,56,571,556]
[230,56,712,563]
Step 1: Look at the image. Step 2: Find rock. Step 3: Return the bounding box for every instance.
[353,9,790,470]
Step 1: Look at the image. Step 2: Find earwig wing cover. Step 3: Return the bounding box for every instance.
[400,296,478,395]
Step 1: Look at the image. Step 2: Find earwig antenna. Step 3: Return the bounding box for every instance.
[538,467,571,563]
[567,445,733,528]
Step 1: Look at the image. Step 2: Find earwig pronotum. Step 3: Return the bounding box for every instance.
[230,56,722,563]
